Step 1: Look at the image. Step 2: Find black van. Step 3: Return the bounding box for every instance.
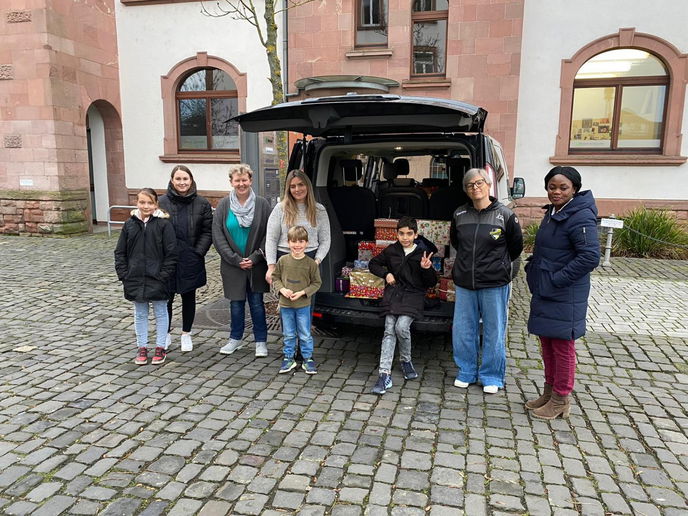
[235,94,525,332]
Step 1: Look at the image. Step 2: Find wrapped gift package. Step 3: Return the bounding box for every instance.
[374,243,387,257]
[335,277,350,293]
[417,219,451,247]
[435,244,446,258]
[340,266,353,278]
[374,218,398,241]
[443,257,455,277]
[357,240,376,261]
[431,256,443,273]
[346,270,385,299]
[375,239,396,247]
[439,277,456,302]
[353,259,369,270]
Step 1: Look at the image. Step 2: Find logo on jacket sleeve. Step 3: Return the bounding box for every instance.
[490,228,503,240]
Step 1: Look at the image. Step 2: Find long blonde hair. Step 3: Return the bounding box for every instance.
[283,169,317,227]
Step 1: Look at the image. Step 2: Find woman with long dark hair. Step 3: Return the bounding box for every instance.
[159,165,213,352]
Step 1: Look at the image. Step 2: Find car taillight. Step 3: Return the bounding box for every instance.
[312,312,323,319]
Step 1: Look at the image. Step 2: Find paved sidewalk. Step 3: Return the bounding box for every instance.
[0,234,687,515]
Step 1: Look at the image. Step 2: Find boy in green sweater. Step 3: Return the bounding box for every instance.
[272,226,322,374]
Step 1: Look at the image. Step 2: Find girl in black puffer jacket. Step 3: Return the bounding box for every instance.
[115,188,177,366]
[158,165,213,352]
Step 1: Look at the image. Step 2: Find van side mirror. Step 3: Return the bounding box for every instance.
[511,177,525,199]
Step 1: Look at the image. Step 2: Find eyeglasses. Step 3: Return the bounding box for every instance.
[466,179,486,190]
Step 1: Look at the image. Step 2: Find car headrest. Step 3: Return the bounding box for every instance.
[382,160,397,181]
[392,178,416,187]
[393,158,410,176]
[340,159,363,182]
[446,157,471,186]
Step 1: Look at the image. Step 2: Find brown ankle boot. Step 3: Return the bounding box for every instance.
[525,384,552,410]
[532,392,570,420]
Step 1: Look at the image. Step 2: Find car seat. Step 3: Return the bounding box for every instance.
[378,158,428,218]
[328,159,376,259]
[428,157,471,220]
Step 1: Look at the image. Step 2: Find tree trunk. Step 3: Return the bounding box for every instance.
[263,0,288,187]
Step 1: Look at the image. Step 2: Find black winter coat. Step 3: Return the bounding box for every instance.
[159,184,213,294]
[526,190,600,340]
[450,198,523,290]
[114,211,178,302]
[369,242,438,319]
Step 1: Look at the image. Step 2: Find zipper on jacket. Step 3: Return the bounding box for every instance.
[582,226,587,244]
[471,213,480,290]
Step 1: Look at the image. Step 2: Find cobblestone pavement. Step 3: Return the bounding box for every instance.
[1,233,687,515]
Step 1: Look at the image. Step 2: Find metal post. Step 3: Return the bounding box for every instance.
[602,214,615,267]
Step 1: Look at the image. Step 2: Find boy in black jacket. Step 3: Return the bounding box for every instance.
[368,217,438,394]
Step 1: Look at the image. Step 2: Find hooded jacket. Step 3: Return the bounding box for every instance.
[159,183,213,294]
[369,241,438,319]
[526,190,600,340]
[114,209,178,302]
[450,197,523,290]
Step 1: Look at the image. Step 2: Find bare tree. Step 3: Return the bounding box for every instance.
[201,0,316,176]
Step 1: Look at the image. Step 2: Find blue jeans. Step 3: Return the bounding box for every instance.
[452,284,510,388]
[281,305,313,359]
[379,314,413,374]
[134,300,169,349]
[230,283,267,342]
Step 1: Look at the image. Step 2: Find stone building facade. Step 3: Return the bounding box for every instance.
[0,0,123,235]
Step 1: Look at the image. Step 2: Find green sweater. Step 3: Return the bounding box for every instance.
[272,254,322,308]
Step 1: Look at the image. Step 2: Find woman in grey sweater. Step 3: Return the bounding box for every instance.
[265,170,331,284]
[212,164,271,358]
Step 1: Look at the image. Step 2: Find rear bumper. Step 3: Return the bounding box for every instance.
[313,292,453,333]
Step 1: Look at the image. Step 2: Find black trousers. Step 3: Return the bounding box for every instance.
[167,290,196,333]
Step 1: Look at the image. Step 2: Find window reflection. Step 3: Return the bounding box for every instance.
[177,67,239,151]
[570,49,668,152]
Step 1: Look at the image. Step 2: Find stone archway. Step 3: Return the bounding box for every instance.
[86,100,127,224]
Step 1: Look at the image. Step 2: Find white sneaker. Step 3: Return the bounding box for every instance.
[483,385,499,394]
[454,379,470,388]
[255,342,268,357]
[165,333,171,349]
[180,334,193,352]
[220,338,244,355]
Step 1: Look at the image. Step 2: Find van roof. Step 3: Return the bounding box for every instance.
[233,94,487,137]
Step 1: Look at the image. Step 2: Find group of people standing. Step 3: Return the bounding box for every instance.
[114,162,599,420]
[443,165,599,420]
[114,165,330,371]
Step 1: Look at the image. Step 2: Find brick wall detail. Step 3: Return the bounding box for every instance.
[4,135,22,148]
[514,198,688,227]
[7,10,32,23]
[0,64,14,80]
[0,190,89,235]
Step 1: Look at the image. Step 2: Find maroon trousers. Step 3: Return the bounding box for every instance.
[540,336,576,396]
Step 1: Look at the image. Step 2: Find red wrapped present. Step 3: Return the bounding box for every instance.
[374,218,398,241]
[439,277,455,302]
[358,240,376,261]
[373,243,387,257]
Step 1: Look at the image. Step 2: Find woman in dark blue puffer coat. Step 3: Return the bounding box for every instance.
[525,166,600,420]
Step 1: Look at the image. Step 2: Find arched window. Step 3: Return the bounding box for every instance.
[570,49,667,153]
[552,29,688,166]
[177,68,239,151]
[160,52,246,163]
